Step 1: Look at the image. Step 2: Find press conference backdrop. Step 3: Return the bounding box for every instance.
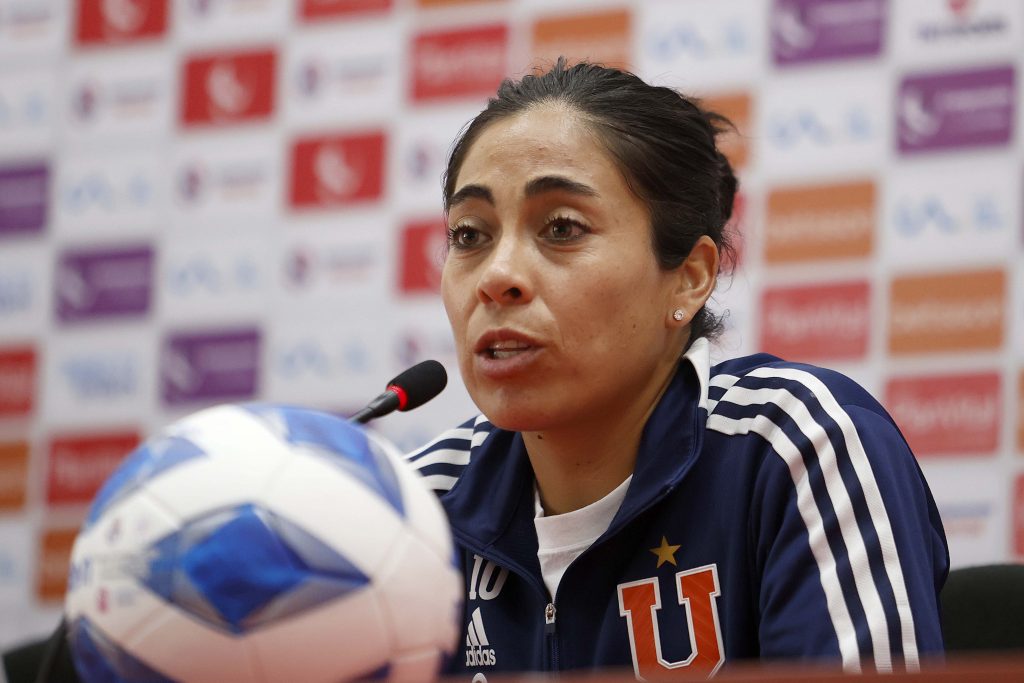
[0,0,1021,649]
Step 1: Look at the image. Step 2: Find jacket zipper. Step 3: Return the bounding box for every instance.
[545,602,558,670]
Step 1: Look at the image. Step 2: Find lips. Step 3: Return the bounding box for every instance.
[473,330,542,360]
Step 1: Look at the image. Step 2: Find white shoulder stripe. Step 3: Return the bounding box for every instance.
[422,473,459,492]
[409,447,471,470]
[707,367,918,671]
[707,373,741,415]
[748,366,918,670]
[706,409,861,670]
[406,426,473,460]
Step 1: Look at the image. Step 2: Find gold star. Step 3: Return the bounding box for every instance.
[649,536,681,568]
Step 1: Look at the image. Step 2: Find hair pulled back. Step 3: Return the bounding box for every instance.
[443,58,738,343]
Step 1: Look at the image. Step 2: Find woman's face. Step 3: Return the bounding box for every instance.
[442,104,686,432]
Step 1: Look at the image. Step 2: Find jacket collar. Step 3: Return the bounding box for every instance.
[442,338,711,562]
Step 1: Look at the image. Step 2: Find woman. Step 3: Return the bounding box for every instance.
[408,59,948,677]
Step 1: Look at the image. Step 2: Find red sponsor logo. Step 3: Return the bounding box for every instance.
[47,431,140,506]
[759,282,870,361]
[37,527,79,602]
[300,0,392,19]
[182,49,276,126]
[76,0,168,45]
[411,25,508,102]
[290,131,385,208]
[886,373,1000,456]
[0,347,36,417]
[0,441,29,511]
[399,219,446,294]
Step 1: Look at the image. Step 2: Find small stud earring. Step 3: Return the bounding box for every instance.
[672,309,685,322]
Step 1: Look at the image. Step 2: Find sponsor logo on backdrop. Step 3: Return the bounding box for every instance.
[888,268,1005,354]
[182,49,276,126]
[47,431,140,505]
[289,131,385,208]
[759,281,870,361]
[765,180,874,263]
[0,2,58,41]
[283,244,376,289]
[294,54,387,101]
[939,500,994,539]
[0,162,48,238]
[0,85,48,133]
[916,0,1010,42]
[893,192,1005,237]
[57,351,139,401]
[767,103,875,150]
[160,328,260,405]
[395,328,457,369]
[299,0,392,19]
[703,93,752,170]
[886,373,1000,456]
[55,245,153,323]
[76,0,168,44]
[897,65,1015,153]
[0,347,35,417]
[411,25,507,102]
[641,2,756,70]
[399,219,446,294]
[67,60,168,136]
[532,9,632,69]
[59,166,156,222]
[36,527,79,601]
[0,441,29,511]
[173,145,276,215]
[166,253,262,297]
[771,0,885,64]
[0,267,32,317]
[274,338,373,379]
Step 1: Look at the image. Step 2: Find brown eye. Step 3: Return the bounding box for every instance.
[448,225,486,249]
[544,216,587,242]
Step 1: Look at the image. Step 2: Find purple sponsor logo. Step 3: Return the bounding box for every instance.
[0,162,48,238]
[160,327,260,405]
[55,245,153,323]
[898,65,1015,154]
[772,0,886,65]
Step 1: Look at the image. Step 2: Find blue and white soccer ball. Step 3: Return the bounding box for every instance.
[64,404,462,683]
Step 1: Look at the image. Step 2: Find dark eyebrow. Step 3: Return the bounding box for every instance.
[448,184,494,209]
[524,175,599,199]
[448,175,599,210]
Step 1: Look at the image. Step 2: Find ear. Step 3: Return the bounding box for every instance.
[666,235,719,326]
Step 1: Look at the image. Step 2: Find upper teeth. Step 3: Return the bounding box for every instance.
[490,340,529,350]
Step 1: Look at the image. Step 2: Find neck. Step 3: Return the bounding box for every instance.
[524,361,678,516]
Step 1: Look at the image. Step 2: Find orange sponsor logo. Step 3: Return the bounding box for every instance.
[759,281,870,361]
[703,92,752,171]
[765,180,875,264]
[37,527,79,602]
[47,431,140,506]
[0,441,28,511]
[886,373,1000,456]
[531,9,632,70]
[888,268,1005,354]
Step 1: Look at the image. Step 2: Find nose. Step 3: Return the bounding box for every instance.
[476,233,533,305]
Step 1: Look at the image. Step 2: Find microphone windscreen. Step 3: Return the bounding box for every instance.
[387,359,447,411]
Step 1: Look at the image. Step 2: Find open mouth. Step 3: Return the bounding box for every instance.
[484,340,532,359]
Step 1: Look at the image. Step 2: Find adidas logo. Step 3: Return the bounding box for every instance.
[464,607,497,667]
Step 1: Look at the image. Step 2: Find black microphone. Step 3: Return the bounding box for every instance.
[350,360,448,425]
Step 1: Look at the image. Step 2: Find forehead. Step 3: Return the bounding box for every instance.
[454,104,625,191]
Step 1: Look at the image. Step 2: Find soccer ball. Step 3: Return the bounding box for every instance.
[64,404,462,682]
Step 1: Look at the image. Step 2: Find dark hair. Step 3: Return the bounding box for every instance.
[443,58,738,344]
